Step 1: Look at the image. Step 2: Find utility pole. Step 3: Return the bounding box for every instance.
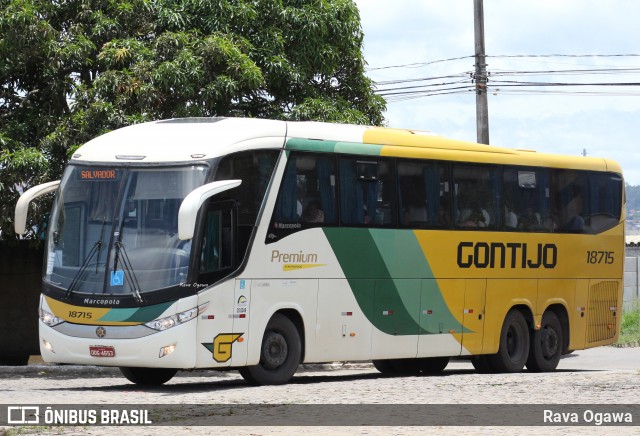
[474,0,490,144]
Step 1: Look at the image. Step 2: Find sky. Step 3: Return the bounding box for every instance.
[353,0,640,185]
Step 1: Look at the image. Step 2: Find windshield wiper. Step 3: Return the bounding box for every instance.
[64,218,107,300]
[113,241,144,303]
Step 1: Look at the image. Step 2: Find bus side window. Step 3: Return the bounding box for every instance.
[503,168,551,232]
[198,205,235,280]
[398,160,450,229]
[215,149,279,256]
[552,170,588,233]
[269,153,337,241]
[453,164,499,229]
[338,157,395,227]
[586,172,623,233]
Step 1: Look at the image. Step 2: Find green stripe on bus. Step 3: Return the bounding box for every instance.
[286,138,337,153]
[323,228,466,335]
[323,227,424,335]
[123,302,174,322]
[369,229,430,279]
[369,229,466,333]
[334,142,383,156]
[97,308,138,322]
[96,301,174,323]
[286,138,383,156]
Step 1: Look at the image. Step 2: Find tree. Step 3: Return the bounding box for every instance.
[627,184,640,216]
[0,0,386,240]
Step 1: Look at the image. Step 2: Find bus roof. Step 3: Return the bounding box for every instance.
[71,117,288,164]
[70,117,622,175]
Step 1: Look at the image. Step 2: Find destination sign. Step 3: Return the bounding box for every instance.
[78,169,119,181]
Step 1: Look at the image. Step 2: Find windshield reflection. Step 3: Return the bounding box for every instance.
[46,165,208,295]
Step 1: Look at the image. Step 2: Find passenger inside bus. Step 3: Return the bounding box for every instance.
[402,188,428,227]
[563,195,585,232]
[302,200,324,223]
[457,192,490,228]
[504,198,518,229]
[459,208,489,228]
[518,205,541,230]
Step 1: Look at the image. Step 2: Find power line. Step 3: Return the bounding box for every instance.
[375,78,470,94]
[488,53,640,59]
[489,80,640,87]
[370,53,640,101]
[366,55,475,71]
[491,67,640,76]
[375,74,468,86]
[366,53,640,72]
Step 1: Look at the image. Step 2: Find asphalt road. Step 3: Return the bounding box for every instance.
[555,345,640,370]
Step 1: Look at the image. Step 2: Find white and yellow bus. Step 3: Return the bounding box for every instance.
[15,117,624,385]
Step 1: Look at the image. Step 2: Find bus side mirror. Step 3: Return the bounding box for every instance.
[178,180,241,240]
[14,181,61,235]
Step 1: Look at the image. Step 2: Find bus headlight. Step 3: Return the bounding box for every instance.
[145,303,209,331]
[39,308,64,327]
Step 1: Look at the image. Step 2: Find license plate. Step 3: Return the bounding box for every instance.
[89,346,115,357]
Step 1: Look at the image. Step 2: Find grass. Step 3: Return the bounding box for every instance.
[618,306,640,346]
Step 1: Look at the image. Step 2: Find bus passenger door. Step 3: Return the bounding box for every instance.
[461,279,486,355]
[194,201,243,368]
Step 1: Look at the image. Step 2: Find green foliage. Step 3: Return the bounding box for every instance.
[618,307,640,346]
[627,184,640,215]
[0,0,385,239]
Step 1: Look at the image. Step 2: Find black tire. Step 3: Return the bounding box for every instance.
[119,367,177,386]
[416,357,449,374]
[373,357,449,375]
[526,311,563,372]
[384,358,422,375]
[487,309,530,373]
[239,313,301,385]
[471,355,495,374]
[372,359,398,375]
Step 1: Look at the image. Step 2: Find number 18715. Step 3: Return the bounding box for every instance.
[586,251,614,264]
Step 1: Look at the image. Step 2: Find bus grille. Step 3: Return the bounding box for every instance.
[586,281,619,344]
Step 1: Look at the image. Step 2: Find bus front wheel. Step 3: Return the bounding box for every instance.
[526,311,563,372]
[119,367,177,385]
[239,313,301,385]
[487,309,530,373]
[373,357,449,375]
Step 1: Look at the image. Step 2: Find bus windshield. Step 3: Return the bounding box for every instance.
[45,164,208,296]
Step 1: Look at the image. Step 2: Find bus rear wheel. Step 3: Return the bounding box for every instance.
[239,313,301,385]
[119,367,177,385]
[487,309,530,373]
[526,311,563,372]
[471,355,495,374]
[372,358,421,375]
